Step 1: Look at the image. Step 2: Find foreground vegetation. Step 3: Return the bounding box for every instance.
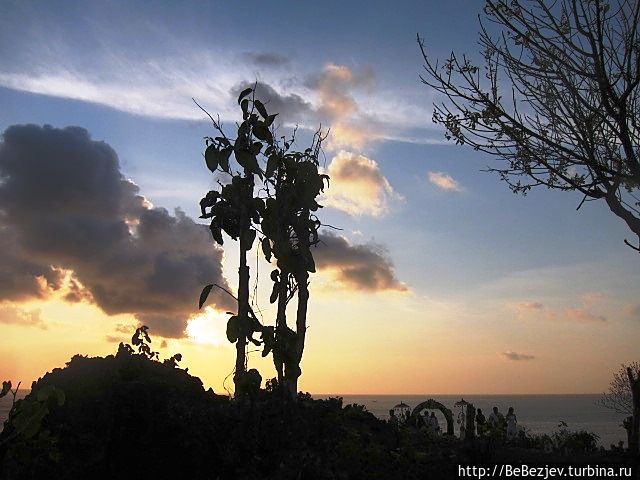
[0,342,635,480]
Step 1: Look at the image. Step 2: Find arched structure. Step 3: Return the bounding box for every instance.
[410,399,454,435]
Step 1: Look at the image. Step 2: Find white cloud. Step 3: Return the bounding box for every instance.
[321,151,401,217]
[427,171,463,192]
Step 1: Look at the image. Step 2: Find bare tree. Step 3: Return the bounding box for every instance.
[598,362,640,454]
[419,0,640,251]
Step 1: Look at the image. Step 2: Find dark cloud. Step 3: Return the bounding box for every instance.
[241,52,290,68]
[0,124,233,337]
[314,231,406,292]
[501,351,536,361]
[230,82,314,124]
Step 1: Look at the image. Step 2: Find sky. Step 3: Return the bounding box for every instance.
[0,0,638,395]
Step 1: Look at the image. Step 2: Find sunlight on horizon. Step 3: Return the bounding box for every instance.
[186,307,227,346]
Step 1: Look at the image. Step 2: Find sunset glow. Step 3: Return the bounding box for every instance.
[0,0,638,397]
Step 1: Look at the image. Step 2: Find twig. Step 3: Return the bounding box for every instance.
[210,284,263,325]
[623,238,640,252]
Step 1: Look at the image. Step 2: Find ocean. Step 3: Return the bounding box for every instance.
[317,394,628,448]
[1,392,628,447]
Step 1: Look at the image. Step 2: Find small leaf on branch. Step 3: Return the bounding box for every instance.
[199,284,214,309]
[205,145,219,172]
[237,87,253,105]
[254,99,268,119]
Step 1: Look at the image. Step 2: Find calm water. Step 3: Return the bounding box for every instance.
[1,392,627,447]
[317,394,627,448]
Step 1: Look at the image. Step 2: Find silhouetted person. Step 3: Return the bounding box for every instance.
[623,416,632,449]
[488,406,503,430]
[506,407,517,440]
[389,409,398,428]
[457,408,466,439]
[476,408,486,436]
[429,412,440,434]
[417,411,428,429]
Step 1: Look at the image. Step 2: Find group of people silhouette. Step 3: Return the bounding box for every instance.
[416,410,441,433]
[390,402,519,441]
[475,406,518,439]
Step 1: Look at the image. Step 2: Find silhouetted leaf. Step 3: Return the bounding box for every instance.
[240,99,250,118]
[253,197,265,215]
[237,87,253,104]
[250,141,263,155]
[236,149,261,175]
[209,223,223,245]
[226,316,239,343]
[215,136,231,147]
[266,154,279,178]
[262,237,272,262]
[265,113,278,127]
[254,99,268,119]
[204,144,219,172]
[269,283,279,304]
[305,250,316,273]
[242,228,256,249]
[219,147,232,172]
[253,124,272,143]
[199,284,214,309]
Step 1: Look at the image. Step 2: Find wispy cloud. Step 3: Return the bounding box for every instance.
[0,305,46,329]
[581,291,607,306]
[510,299,607,323]
[241,51,290,68]
[564,308,607,323]
[501,351,535,361]
[0,49,439,147]
[625,303,640,320]
[428,171,463,192]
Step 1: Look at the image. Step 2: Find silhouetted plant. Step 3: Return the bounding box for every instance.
[198,87,272,396]
[163,353,183,368]
[419,0,640,251]
[260,126,328,397]
[598,362,640,455]
[131,325,159,361]
[198,87,329,398]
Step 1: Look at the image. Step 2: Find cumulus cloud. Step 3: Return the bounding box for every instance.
[314,231,407,292]
[305,63,378,150]
[0,305,46,329]
[0,124,234,337]
[428,171,463,192]
[322,151,400,217]
[501,351,535,361]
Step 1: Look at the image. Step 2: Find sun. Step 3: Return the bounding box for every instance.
[185,308,228,346]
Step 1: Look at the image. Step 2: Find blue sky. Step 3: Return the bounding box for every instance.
[0,0,638,393]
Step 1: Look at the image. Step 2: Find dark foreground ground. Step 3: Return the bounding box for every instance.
[0,349,636,480]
